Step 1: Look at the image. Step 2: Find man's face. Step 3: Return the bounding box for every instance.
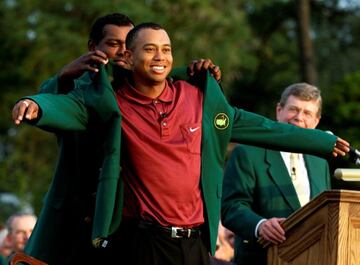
[91,24,134,69]
[126,28,173,86]
[276,95,320,129]
[7,216,36,252]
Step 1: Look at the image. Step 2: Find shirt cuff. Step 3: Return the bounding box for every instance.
[255,219,267,238]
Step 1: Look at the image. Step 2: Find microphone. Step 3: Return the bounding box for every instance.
[349,147,360,165]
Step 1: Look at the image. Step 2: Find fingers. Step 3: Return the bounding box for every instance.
[25,101,39,120]
[88,50,109,69]
[187,60,199,76]
[13,100,27,125]
[190,59,212,73]
[258,218,286,245]
[80,51,109,77]
[92,50,109,63]
[187,58,222,82]
[12,100,39,125]
[59,50,109,81]
[332,137,351,157]
[337,137,350,148]
[209,64,221,82]
[196,59,212,71]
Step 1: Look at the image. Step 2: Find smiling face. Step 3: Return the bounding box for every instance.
[276,95,320,129]
[125,28,173,90]
[89,24,134,69]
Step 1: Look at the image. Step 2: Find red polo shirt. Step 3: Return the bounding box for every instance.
[116,79,204,228]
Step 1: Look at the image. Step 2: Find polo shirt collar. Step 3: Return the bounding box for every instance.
[121,78,174,105]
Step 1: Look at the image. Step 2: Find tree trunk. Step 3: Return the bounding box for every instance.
[296,0,317,84]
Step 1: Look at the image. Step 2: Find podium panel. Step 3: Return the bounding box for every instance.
[267,190,360,265]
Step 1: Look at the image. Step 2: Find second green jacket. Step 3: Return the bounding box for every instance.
[221,144,331,265]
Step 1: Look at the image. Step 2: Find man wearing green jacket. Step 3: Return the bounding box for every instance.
[13,23,349,265]
[221,83,332,265]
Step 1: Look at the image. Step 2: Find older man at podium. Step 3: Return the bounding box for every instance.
[221,83,331,265]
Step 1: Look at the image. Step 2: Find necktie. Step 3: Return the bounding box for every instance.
[290,153,297,181]
[290,153,309,206]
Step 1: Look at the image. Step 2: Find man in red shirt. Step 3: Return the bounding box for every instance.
[107,23,210,264]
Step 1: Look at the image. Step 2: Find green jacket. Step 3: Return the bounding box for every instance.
[221,145,330,265]
[0,254,7,265]
[23,65,336,263]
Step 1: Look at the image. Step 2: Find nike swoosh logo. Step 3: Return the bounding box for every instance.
[189,127,200,132]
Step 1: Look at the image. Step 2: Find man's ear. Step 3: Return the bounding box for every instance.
[124,50,133,68]
[275,103,282,119]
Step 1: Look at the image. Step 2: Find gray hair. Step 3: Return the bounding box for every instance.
[5,212,37,234]
[279,82,322,117]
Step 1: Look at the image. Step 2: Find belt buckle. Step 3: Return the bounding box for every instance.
[171,227,183,238]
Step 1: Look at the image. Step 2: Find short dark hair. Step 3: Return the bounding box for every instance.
[125,22,165,50]
[89,13,134,44]
[279,82,322,117]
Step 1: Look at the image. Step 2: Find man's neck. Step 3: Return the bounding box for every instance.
[131,76,167,99]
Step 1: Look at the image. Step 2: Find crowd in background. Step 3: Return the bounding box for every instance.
[0,213,37,264]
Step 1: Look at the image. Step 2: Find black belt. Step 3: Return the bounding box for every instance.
[138,220,202,239]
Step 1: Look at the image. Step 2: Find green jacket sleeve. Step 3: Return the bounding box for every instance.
[24,64,118,132]
[24,87,88,132]
[230,109,337,157]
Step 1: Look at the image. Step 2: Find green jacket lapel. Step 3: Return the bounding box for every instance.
[304,155,327,199]
[266,150,300,211]
[201,71,233,254]
[91,65,123,247]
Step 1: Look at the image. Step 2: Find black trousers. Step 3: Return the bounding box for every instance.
[103,220,211,265]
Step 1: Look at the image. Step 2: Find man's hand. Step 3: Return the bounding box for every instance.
[187,59,221,82]
[332,137,350,157]
[258,217,286,245]
[215,235,234,261]
[215,224,234,261]
[12,100,39,125]
[58,50,109,83]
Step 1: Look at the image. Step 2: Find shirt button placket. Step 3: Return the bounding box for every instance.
[161,119,169,137]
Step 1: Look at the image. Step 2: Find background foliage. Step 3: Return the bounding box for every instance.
[0,0,359,222]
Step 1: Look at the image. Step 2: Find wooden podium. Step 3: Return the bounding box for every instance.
[266,189,360,265]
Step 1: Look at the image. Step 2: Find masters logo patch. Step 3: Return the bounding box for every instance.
[214,113,229,130]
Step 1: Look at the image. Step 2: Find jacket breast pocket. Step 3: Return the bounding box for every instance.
[180,123,201,154]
